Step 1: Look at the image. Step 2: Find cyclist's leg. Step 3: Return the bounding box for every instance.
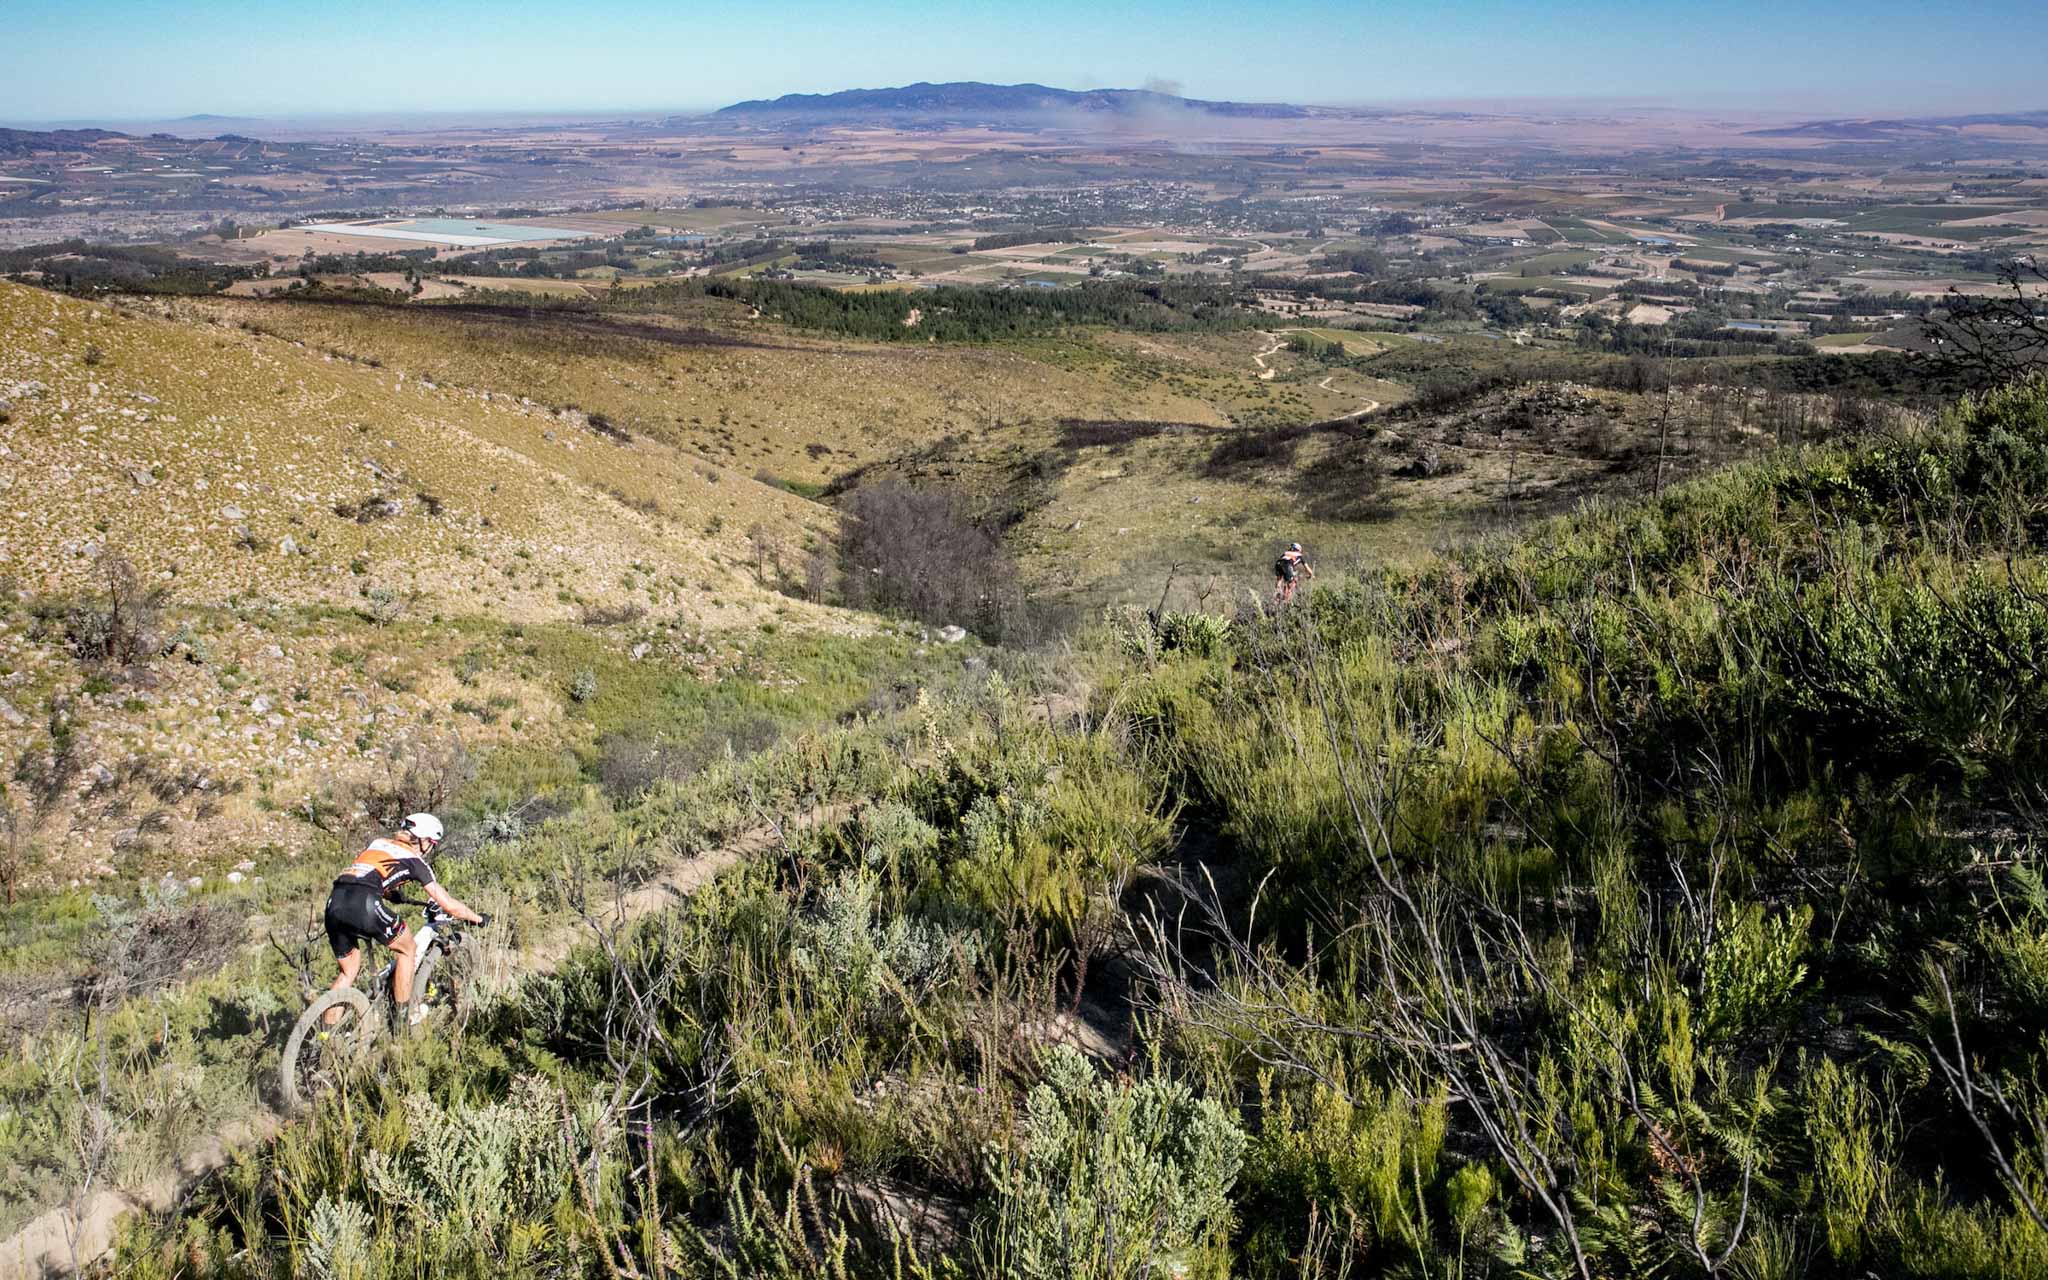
[323,944,362,1025]
[388,923,418,1005]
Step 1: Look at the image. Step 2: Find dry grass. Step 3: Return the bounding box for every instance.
[0,281,865,885]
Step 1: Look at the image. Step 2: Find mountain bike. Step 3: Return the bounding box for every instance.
[279,897,477,1110]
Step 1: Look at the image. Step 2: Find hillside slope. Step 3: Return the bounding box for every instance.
[89,377,2048,1280]
[0,281,843,886]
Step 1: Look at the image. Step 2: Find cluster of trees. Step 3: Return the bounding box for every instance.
[968,227,1094,251]
[441,244,641,279]
[791,240,889,272]
[668,276,1254,342]
[0,239,262,295]
[1577,313,1815,358]
[291,249,435,276]
[1309,246,1390,276]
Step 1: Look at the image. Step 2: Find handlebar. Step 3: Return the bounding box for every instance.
[387,894,452,923]
[388,895,486,928]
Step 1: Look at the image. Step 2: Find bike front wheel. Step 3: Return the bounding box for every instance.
[405,947,463,1038]
[281,987,374,1110]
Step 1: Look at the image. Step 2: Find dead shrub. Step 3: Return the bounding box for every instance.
[65,553,164,669]
[578,601,647,627]
[596,718,779,800]
[340,734,474,834]
[832,481,1028,641]
[333,492,402,523]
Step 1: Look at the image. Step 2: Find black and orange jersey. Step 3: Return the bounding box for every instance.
[333,836,438,897]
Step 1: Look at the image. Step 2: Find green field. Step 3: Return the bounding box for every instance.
[1516,249,1598,274]
[1547,216,1634,243]
[1486,274,1611,298]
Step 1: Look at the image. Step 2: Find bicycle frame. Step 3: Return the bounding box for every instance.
[367,899,455,1004]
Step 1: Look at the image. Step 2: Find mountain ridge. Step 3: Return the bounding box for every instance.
[715,80,1316,120]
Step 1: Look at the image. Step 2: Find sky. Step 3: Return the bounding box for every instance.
[2,0,2042,123]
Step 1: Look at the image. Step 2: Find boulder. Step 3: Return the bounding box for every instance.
[937,625,969,644]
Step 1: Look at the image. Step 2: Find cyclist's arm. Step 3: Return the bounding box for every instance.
[1304,561,1316,577]
[424,881,486,925]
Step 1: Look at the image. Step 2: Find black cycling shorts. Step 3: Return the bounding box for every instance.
[324,883,404,959]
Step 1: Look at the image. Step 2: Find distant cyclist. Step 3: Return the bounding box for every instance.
[1273,542,1315,605]
[321,813,486,1026]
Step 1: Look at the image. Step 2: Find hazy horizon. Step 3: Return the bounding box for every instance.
[3,0,2043,124]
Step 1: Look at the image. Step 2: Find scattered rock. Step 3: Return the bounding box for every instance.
[937,625,969,644]
[277,536,299,556]
[1067,520,1083,532]
[219,505,245,521]
[226,871,244,885]
[630,642,651,661]
[0,697,23,727]
[260,645,283,660]
[1400,449,1443,479]
[249,696,272,715]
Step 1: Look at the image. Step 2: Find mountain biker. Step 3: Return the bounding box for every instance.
[321,813,486,1026]
[1273,541,1315,604]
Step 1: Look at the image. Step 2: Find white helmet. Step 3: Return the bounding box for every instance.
[402,813,445,845]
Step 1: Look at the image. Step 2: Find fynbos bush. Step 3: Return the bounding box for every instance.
[987,1046,1246,1279]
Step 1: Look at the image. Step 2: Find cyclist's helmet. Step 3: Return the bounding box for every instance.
[401,812,445,847]
[1289,542,1303,552]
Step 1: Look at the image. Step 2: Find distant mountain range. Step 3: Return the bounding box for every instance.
[715,81,1316,121]
[1746,109,2048,140]
[0,126,126,158]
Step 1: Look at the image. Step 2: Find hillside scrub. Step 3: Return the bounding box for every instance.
[101,672,1196,1278]
[92,379,2048,1278]
[1117,374,2048,1277]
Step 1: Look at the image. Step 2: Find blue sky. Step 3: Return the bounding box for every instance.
[2,0,2041,122]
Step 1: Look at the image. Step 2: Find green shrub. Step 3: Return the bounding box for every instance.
[986,1046,1247,1280]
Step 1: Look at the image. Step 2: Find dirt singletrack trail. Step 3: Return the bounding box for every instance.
[1251,331,1286,379]
[1316,373,1381,420]
[0,808,834,1278]
[1254,331,1384,420]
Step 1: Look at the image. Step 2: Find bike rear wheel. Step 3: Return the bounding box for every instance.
[281,987,373,1110]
